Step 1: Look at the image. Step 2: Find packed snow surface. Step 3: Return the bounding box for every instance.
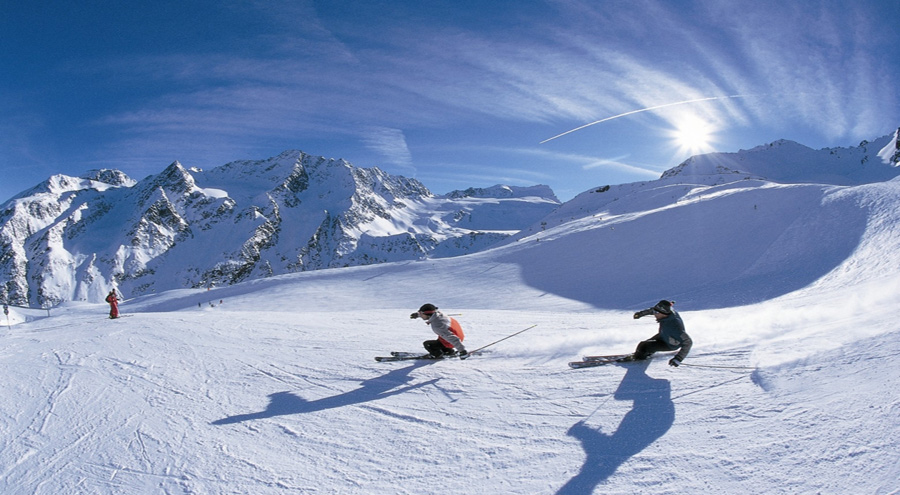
[2,172,900,494]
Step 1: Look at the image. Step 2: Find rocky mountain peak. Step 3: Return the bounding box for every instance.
[0,151,559,307]
[80,169,136,187]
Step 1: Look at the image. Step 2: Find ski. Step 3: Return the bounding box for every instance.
[376,350,469,362]
[390,351,425,358]
[581,353,633,362]
[375,353,445,362]
[569,354,635,369]
[376,323,538,363]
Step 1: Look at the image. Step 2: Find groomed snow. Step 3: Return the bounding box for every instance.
[2,174,899,494]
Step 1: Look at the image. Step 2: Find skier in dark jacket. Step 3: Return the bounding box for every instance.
[632,299,692,367]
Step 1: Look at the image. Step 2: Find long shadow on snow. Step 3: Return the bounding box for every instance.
[557,360,673,494]
[212,363,436,425]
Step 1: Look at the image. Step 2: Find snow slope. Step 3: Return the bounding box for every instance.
[2,170,900,493]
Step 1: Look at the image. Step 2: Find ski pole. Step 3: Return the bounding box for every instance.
[680,362,757,371]
[467,324,537,356]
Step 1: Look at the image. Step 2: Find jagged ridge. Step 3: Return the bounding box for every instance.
[0,151,559,306]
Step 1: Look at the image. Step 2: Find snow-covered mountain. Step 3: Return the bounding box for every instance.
[662,127,900,184]
[494,128,900,309]
[2,130,900,494]
[0,151,560,307]
[3,128,898,310]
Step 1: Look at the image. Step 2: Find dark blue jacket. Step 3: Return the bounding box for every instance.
[654,311,692,360]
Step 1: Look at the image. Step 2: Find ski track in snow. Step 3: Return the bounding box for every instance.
[1,302,898,494]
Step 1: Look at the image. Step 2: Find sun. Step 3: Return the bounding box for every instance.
[670,116,715,155]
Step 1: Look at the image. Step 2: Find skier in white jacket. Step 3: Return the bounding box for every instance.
[410,303,468,358]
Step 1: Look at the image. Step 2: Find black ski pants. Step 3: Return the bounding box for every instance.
[423,339,455,357]
[633,337,673,360]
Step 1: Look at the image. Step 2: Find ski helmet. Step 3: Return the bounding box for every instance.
[652,300,674,315]
[418,303,438,314]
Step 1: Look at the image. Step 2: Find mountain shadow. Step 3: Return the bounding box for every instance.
[498,183,867,310]
[557,360,673,494]
[212,363,436,425]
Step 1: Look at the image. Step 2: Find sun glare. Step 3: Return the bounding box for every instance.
[671,116,715,155]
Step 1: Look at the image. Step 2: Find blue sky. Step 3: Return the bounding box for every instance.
[2,0,898,202]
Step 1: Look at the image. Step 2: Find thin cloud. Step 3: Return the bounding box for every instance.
[6,0,895,204]
[361,127,415,173]
[85,1,893,149]
[478,145,661,177]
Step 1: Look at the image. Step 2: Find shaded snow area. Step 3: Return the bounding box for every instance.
[2,173,900,494]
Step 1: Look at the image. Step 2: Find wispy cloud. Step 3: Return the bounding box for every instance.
[83,0,895,151]
[361,127,414,173]
[364,0,894,143]
[478,145,661,177]
[6,0,894,203]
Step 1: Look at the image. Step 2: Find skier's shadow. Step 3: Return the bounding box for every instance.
[212,363,436,425]
[557,360,674,494]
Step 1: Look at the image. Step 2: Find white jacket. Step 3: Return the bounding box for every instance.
[424,310,466,352]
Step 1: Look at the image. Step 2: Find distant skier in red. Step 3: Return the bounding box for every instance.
[105,290,119,319]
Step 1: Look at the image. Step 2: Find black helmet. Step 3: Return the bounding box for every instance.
[652,300,674,315]
[418,303,438,314]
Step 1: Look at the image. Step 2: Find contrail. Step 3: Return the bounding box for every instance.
[540,94,751,144]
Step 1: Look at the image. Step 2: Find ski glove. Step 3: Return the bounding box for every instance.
[458,350,469,360]
[410,312,419,319]
[668,356,682,367]
[633,308,656,319]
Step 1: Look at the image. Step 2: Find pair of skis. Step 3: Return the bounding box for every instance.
[374,351,466,362]
[377,351,643,369]
[568,354,635,369]
[374,324,641,369]
[375,324,538,363]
